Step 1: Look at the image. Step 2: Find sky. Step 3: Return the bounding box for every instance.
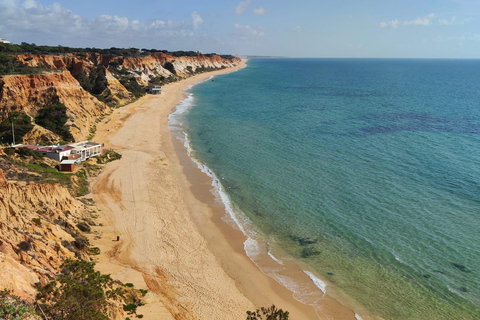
[1,0,480,58]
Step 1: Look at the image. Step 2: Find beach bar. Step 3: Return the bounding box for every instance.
[68,141,102,162]
[146,85,162,94]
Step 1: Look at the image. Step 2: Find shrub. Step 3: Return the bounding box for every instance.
[72,67,109,99]
[109,61,121,68]
[119,77,145,98]
[0,112,34,144]
[36,259,111,320]
[97,151,122,164]
[17,147,44,160]
[75,169,89,197]
[87,247,101,255]
[0,289,38,319]
[72,236,88,250]
[17,241,31,252]
[246,305,289,320]
[61,240,75,253]
[123,304,137,313]
[3,147,15,155]
[76,222,91,232]
[34,103,73,142]
[163,61,176,75]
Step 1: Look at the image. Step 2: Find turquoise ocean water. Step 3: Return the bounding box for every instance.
[169,59,480,319]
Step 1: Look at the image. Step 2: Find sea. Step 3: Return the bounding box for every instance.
[169,59,480,319]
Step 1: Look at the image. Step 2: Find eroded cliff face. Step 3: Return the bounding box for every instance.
[0,71,109,141]
[119,53,240,84]
[1,52,240,143]
[0,168,87,300]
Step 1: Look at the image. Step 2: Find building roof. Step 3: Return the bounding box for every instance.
[60,160,76,165]
[68,141,101,151]
[21,145,73,153]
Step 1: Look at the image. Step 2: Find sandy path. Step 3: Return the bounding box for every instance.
[88,63,367,320]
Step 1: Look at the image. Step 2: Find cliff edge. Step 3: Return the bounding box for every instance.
[0,51,240,143]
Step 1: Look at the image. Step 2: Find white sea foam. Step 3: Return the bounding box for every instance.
[274,274,303,293]
[168,75,216,130]
[273,272,326,313]
[355,314,364,320]
[244,238,261,258]
[181,133,254,233]
[304,271,327,294]
[168,93,194,129]
[170,87,319,311]
[267,250,284,265]
[169,78,327,317]
[180,131,262,264]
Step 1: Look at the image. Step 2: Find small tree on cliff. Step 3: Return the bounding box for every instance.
[246,305,289,320]
[36,259,110,320]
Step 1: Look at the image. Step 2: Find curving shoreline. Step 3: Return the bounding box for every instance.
[88,62,365,319]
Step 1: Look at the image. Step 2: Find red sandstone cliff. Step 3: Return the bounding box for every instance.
[0,71,108,141]
[0,52,240,143]
[0,168,85,300]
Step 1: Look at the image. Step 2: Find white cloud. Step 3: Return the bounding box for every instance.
[437,16,472,25]
[379,19,399,29]
[431,33,480,47]
[234,23,265,37]
[380,13,450,29]
[404,13,435,26]
[235,0,251,15]
[253,6,265,15]
[465,33,480,41]
[438,16,456,25]
[150,19,166,28]
[0,0,203,47]
[94,15,130,33]
[131,20,141,31]
[191,11,203,29]
[22,0,37,9]
[293,26,302,32]
[0,0,83,35]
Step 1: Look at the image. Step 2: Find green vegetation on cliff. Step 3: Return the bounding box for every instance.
[0,52,46,75]
[35,103,74,142]
[36,259,111,320]
[0,289,39,320]
[119,76,145,98]
[0,42,237,61]
[0,112,34,145]
[246,305,289,320]
[35,259,146,320]
[69,67,116,105]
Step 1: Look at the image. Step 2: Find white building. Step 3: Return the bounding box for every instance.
[68,141,102,162]
[0,39,11,44]
[146,85,162,95]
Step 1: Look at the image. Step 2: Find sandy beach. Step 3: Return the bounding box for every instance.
[88,62,367,320]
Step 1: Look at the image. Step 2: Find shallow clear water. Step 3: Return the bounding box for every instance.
[172,59,480,319]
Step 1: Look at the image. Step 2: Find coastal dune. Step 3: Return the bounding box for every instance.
[90,62,361,319]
